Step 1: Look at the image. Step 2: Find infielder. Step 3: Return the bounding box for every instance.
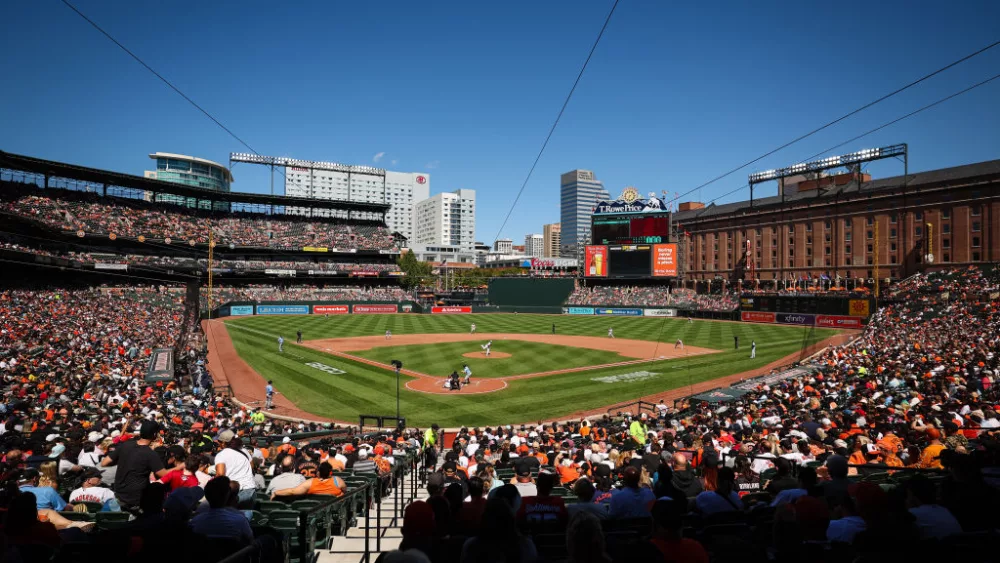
[675,339,684,350]
[608,327,615,338]
[277,336,284,353]
[385,330,392,340]
[470,323,477,334]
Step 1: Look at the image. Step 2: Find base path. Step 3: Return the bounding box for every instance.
[201,320,345,423]
[304,332,714,360]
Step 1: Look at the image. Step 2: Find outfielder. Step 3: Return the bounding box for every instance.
[608,327,615,338]
[470,323,477,334]
[750,340,757,359]
[277,336,284,353]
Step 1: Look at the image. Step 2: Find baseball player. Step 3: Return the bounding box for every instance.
[277,335,284,353]
[463,364,472,385]
[385,330,392,340]
[675,338,684,350]
[608,327,614,339]
[296,330,303,344]
[470,323,477,334]
[750,340,757,359]
[481,340,492,357]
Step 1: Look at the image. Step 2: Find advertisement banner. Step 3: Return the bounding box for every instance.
[95,263,128,271]
[352,304,398,314]
[776,313,816,326]
[229,305,254,316]
[264,269,296,276]
[256,305,310,315]
[584,245,609,277]
[651,244,678,277]
[567,307,596,315]
[643,308,677,317]
[816,315,865,329]
[848,299,871,317]
[401,304,413,313]
[302,246,328,252]
[306,270,339,276]
[349,271,379,277]
[313,305,349,315]
[595,308,643,316]
[741,311,776,323]
[387,271,405,277]
[431,306,472,314]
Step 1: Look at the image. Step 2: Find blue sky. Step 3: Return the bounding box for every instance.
[2,1,998,244]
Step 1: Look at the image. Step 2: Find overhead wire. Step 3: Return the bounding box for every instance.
[668,38,1000,207]
[677,70,1000,214]
[491,0,620,245]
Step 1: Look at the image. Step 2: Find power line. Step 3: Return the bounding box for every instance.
[60,0,279,177]
[677,69,1000,215]
[669,38,1000,207]
[491,0,619,245]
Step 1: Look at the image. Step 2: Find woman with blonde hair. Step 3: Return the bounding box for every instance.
[38,461,59,490]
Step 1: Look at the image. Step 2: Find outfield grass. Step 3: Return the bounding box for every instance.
[349,341,629,378]
[224,314,838,427]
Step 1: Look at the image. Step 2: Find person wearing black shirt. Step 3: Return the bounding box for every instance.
[102,421,168,511]
[513,454,540,477]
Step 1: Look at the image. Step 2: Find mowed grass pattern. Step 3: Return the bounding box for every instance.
[224,314,838,427]
[349,341,629,378]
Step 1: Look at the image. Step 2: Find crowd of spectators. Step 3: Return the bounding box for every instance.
[568,285,738,312]
[3,193,399,250]
[0,284,382,563]
[0,243,399,273]
[204,284,411,306]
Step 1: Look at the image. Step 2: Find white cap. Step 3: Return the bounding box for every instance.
[358,449,369,460]
[282,436,291,444]
[45,434,59,442]
[88,432,103,443]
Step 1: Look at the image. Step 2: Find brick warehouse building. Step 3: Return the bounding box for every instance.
[673,159,1000,287]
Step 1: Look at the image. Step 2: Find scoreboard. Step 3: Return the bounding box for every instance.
[740,296,873,317]
[584,243,678,278]
[592,212,672,245]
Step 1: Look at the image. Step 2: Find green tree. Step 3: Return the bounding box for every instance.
[397,251,433,289]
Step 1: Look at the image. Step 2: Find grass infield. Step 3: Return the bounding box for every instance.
[224,313,838,427]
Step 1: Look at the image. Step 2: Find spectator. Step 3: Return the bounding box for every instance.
[214,433,257,508]
[566,511,611,563]
[271,462,346,499]
[670,453,703,498]
[567,478,609,521]
[517,471,568,528]
[189,476,254,544]
[102,420,169,513]
[694,467,741,515]
[459,497,538,563]
[68,467,116,506]
[904,474,962,540]
[609,466,655,519]
[649,499,709,563]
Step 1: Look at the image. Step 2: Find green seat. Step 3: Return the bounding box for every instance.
[95,511,131,530]
[249,510,270,526]
[258,500,289,514]
[80,501,105,513]
[59,511,96,522]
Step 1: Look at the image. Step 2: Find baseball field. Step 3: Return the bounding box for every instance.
[217,313,843,427]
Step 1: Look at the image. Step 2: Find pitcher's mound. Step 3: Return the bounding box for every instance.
[462,351,512,359]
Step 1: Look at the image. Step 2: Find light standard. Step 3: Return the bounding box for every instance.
[391,360,403,422]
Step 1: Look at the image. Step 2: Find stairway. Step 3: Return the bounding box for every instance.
[316,483,429,563]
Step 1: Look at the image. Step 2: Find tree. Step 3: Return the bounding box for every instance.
[397,251,433,290]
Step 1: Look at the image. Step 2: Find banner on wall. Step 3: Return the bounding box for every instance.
[741,311,776,323]
[595,308,643,316]
[264,269,296,276]
[401,304,413,313]
[567,307,595,315]
[431,306,472,314]
[848,299,871,317]
[584,245,609,277]
[643,308,677,317]
[256,305,309,315]
[352,304,398,314]
[313,305,349,315]
[816,315,865,329]
[229,305,254,316]
[302,247,329,252]
[776,313,816,326]
[145,348,174,382]
[651,244,678,277]
[95,263,128,271]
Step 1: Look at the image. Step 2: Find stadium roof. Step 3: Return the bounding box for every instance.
[675,159,1000,223]
[148,152,234,182]
[0,150,389,213]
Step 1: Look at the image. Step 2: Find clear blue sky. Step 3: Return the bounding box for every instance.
[2,1,998,244]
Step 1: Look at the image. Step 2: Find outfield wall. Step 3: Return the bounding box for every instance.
[487,278,575,314]
[210,301,422,318]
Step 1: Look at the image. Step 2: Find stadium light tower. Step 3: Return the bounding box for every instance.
[747,144,907,207]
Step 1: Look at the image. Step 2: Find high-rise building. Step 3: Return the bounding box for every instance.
[543,223,561,257]
[560,170,609,257]
[413,189,476,247]
[494,238,513,255]
[525,234,544,257]
[144,152,232,210]
[283,163,429,241]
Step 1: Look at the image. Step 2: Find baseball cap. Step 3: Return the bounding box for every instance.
[442,461,457,474]
[217,429,235,443]
[87,431,104,443]
[81,467,103,480]
[140,420,161,440]
[515,464,531,477]
[17,468,40,484]
[358,449,369,460]
[282,436,291,444]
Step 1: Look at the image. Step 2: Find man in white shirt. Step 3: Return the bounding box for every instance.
[69,468,116,506]
[214,431,257,508]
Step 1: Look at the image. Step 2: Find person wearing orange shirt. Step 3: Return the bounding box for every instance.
[553,452,579,485]
[920,428,946,469]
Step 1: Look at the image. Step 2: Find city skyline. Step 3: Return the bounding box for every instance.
[2,1,998,244]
